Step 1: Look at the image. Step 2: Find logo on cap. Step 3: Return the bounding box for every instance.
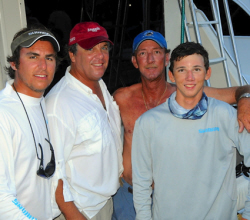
[28,31,50,36]
[88,27,101,32]
[70,37,75,42]
[145,32,153,36]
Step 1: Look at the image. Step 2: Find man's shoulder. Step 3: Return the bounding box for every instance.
[0,90,17,112]
[46,77,74,101]
[45,81,77,115]
[113,83,142,104]
[208,97,236,117]
[0,98,21,124]
[208,96,235,108]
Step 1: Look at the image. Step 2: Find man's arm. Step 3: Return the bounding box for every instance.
[132,118,153,220]
[204,85,250,104]
[204,85,250,132]
[231,105,250,220]
[55,180,87,220]
[0,124,35,219]
[46,99,82,219]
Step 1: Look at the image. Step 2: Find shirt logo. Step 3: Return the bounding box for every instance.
[12,198,37,219]
[199,127,220,133]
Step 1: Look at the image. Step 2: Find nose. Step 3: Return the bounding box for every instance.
[147,52,155,63]
[186,70,195,80]
[39,58,47,70]
[95,48,104,59]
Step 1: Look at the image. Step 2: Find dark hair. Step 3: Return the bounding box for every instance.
[169,42,209,73]
[66,43,77,64]
[5,25,61,79]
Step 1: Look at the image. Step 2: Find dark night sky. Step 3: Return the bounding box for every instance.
[24,0,250,93]
[24,0,250,37]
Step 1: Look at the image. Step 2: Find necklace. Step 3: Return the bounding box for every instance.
[141,84,168,110]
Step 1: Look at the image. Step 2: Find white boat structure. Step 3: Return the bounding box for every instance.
[164,0,250,88]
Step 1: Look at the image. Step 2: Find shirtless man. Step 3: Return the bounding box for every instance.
[112,30,250,220]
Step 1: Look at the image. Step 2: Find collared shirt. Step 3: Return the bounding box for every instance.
[46,66,123,218]
[0,80,53,220]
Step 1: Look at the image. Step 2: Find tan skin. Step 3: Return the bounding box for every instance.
[10,40,56,97]
[114,40,250,186]
[55,42,110,220]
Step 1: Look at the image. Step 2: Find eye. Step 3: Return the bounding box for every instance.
[154,50,161,54]
[194,68,201,72]
[177,68,185,73]
[102,45,109,51]
[29,55,37,59]
[139,51,146,57]
[46,57,54,61]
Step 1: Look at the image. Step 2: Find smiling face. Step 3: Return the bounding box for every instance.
[132,40,169,82]
[168,53,211,109]
[69,41,109,85]
[10,40,56,98]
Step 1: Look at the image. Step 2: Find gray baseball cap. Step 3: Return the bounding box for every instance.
[11,29,60,54]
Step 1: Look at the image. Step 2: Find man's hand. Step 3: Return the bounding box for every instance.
[237,98,250,133]
[56,179,87,220]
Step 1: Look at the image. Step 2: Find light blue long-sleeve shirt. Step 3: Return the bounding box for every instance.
[132,97,250,220]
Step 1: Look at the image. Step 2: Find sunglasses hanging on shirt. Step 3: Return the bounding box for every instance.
[13,84,56,178]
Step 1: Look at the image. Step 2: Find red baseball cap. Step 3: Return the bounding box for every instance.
[68,22,113,49]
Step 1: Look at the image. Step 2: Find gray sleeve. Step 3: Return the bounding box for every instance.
[132,117,153,220]
[242,181,250,220]
[228,108,250,219]
[235,126,250,218]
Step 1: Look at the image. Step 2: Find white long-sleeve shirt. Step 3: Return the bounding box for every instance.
[0,81,53,220]
[45,67,123,219]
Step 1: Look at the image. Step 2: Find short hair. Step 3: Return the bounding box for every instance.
[66,43,77,64]
[5,25,60,79]
[169,42,209,73]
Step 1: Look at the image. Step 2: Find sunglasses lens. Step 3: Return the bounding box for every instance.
[37,169,48,178]
[36,140,56,178]
[37,164,55,178]
[44,162,56,177]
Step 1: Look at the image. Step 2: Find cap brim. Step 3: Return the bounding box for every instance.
[77,36,113,50]
[20,35,60,52]
[133,38,165,52]
[11,30,60,54]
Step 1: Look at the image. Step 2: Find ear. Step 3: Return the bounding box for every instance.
[131,56,138,69]
[165,53,170,67]
[69,51,76,63]
[10,62,17,71]
[168,70,175,83]
[205,67,211,80]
